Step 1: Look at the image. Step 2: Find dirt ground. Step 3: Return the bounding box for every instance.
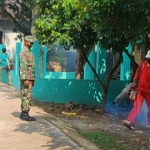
[33,101,150,150]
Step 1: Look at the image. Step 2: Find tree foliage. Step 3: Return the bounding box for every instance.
[34,0,150,109]
[35,0,150,51]
[0,0,35,35]
[35,0,98,52]
[95,0,150,51]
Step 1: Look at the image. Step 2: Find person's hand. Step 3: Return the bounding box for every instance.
[133,80,138,88]
[24,80,30,87]
[8,66,10,70]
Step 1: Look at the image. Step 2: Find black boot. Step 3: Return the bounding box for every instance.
[20,111,36,121]
[27,112,36,121]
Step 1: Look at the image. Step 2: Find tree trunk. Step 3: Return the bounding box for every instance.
[75,50,85,79]
[82,49,124,112]
[124,48,138,81]
[75,45,94,79]
[101,93,107,113]
[30,5,39,39]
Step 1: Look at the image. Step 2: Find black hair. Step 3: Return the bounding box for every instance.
[2,48,6,53]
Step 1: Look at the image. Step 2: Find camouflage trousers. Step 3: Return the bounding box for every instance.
[21,80,34,112]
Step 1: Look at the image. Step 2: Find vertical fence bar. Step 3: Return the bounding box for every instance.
[15,42,22,75]
[120,44,131,81]
[32,41,40,78]
[41,45,47,78]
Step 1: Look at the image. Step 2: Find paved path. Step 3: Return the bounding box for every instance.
[0,82,84,150]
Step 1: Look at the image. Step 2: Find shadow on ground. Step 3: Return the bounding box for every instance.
[11,111,82,150]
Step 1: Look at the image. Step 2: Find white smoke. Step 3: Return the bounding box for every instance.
[136,100,148,126]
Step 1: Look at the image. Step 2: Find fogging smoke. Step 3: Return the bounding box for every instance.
[137,100,148,126]
[106,100,148,126]
[105,102,132,117]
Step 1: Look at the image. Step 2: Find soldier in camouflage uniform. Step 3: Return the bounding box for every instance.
[19,35,36,121]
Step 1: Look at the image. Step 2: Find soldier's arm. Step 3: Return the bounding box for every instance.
[19,52,28,80]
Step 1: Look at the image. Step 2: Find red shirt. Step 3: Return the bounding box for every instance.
[134,60,150,92]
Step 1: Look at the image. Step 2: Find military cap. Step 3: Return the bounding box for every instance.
[24,35,35,43]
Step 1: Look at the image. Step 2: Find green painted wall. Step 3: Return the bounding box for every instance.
[32,78,127,105]
[0,42,129,106]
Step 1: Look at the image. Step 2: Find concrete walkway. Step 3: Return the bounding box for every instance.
[0,82,84,150]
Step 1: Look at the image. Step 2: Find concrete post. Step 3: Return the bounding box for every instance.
[120,44,131,81]
[15,42,22,75]
[41,46,47,78]
[84,48,95,79]
[96,43,106,81]
[31,41,40,78]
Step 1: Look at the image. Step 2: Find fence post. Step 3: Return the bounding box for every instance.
[120,44,131,81]
[41,46,47,78]
[84,48,95,79]
[96,43,106,81]
[15,42,22,75]
[32,41,40,78]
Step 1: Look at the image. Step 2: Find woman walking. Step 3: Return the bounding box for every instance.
[0,48,11,85]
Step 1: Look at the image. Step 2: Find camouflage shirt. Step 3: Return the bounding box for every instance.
[19,46,35,80]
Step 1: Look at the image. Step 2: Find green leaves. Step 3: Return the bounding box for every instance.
[34,0,150,53]
[34,0,98,50]
[103,0,116,4]
[1,0,36,35]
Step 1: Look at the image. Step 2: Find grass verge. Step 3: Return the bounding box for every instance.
[80,131,134,150]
